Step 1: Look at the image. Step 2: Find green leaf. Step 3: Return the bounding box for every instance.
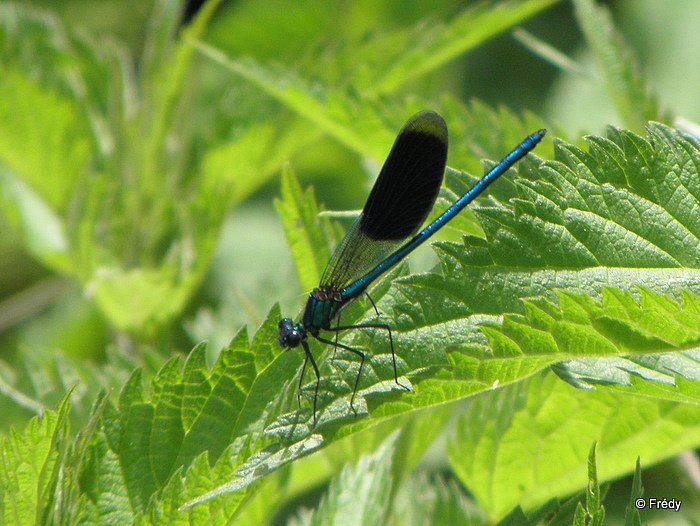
[408,123,700,318]
[201,118,322,206]
[275,166,334,293]
[373,0,560,94]
[572,0,665,132]
[0,69,91,211]
[188,43,401,161]
[624,458,643,526]
[39,118,700,524]
[585,442,605,526]
[0,345,140,434]
[58,313,303,520]
[0,393,72,525]
[0,165,70,272]
[447,373,700,517]
[296,430,399,526]
[497,498,579,526]
[394,473,487,526]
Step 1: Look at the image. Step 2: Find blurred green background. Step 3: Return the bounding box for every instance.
[1,0,700,521]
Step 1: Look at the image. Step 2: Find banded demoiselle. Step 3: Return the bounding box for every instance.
[278,110,546,424]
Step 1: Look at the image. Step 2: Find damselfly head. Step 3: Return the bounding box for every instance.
[278,318,301,348]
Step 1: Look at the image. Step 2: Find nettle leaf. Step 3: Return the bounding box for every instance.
[0,392,73,525]
[9,122,700,522]
[74,320,289,521]
[0,69,90,214]
[406,123,700,313]
[294,430,399,525]
[429,124,700,516]
[303,124,700,509]
[572,0,665,132]
[179,123,700,508]
[0,344,144,436]
[447,370,700,518]
[275,166,335,293]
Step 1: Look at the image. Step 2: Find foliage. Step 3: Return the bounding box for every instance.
[0,0,234,334]
[1,0,699,524]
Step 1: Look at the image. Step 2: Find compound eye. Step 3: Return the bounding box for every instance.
[278,318,301,347]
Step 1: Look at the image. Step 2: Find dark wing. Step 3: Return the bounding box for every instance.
[320,111,448,289]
